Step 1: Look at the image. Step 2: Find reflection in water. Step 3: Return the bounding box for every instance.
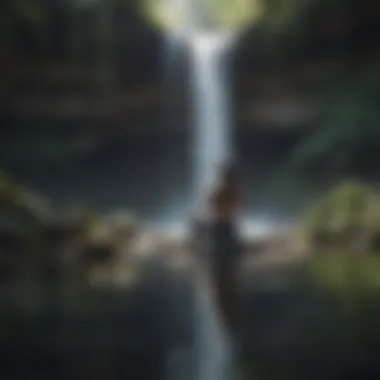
[193,270,232,380]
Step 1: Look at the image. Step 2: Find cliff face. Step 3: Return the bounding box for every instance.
[231,0,380,130]
[2,0,380,134]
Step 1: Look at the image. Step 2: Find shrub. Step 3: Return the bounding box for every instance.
[302,181,380,252]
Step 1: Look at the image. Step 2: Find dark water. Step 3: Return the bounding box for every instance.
[1,128,307,224]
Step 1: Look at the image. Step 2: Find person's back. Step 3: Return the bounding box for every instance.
[208,163,243,333]
[211,182,240,221]
[210,163,241,222]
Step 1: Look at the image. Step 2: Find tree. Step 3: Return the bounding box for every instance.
[142,0,264,32]
[0,0,45,61]
[96,0,117,90]
[302,181,380,251]
[290,69,380,180]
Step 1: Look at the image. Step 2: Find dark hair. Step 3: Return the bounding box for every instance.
[219,161,239,184]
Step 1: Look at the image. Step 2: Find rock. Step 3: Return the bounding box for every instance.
[82,242,115,265]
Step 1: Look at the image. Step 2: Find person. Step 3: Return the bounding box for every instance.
[208,162,243,334]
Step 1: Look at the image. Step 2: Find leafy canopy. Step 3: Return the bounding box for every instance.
[141,0,264,32]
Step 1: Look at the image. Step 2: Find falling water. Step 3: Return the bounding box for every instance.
[188,32,235,380]
[190,32,234,206]
[162,1,236,380]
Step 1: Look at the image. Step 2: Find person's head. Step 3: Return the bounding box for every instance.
[219,161,239,186]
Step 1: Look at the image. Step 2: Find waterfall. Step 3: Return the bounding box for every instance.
[162,1,236,380]
[162,1,235,210]
[192,267,234,380]
[190,32,234,205]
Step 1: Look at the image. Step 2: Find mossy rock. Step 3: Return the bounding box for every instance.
[303,181,380,252]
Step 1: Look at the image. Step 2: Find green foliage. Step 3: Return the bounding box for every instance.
[309,252,380,294]
[0,172,25,209]
[0,171,51,225]
[205,0,264,30]
[141,0,264,31]
[0,133,101,170]
[290,69,380,179]
[259,1,380,181]
[0,0,45,60]
[302,181,380,251]
[263,0,332,29]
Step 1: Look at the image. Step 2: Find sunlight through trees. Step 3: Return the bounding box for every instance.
[141,0,264,32]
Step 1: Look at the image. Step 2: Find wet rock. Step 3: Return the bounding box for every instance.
[82,242,116,265]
